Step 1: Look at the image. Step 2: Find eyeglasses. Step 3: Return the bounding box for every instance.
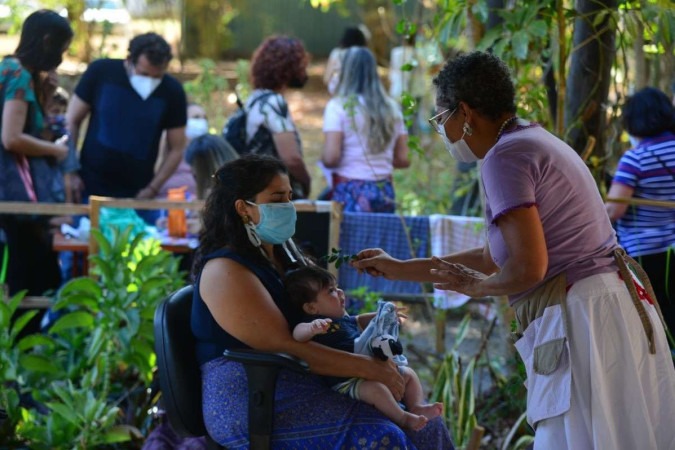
[428,108,456,135]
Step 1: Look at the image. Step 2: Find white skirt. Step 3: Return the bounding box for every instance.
[515,272,675,450]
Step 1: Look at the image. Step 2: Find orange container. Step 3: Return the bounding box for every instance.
[167,186,187,238]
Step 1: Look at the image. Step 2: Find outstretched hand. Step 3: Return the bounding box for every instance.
[351,248,399,280]
[430,256,488,298]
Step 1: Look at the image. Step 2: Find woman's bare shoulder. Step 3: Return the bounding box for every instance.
[200,257,259,290]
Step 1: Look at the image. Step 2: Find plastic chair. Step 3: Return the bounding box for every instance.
[153,285,309,450]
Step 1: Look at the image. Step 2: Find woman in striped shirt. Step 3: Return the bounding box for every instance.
[606,86,675,335]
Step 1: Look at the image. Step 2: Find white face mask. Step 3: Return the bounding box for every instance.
[186,118,209,139]
[130,74,162,100]
[439,124,478,163]
[628,135,641,148]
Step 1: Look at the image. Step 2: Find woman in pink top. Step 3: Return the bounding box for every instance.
[322,47,410,213]
[353,51,675,449]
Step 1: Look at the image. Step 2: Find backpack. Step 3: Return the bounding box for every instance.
[222,92,280,157]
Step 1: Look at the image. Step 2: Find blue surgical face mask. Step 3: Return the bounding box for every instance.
[246,201,297,244]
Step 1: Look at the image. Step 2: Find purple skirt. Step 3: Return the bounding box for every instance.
[201,357,454,449]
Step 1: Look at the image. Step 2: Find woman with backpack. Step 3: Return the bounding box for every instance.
[224,36,312,199]
[321,46,410,213]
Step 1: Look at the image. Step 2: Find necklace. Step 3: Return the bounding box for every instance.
[496,116,518,142]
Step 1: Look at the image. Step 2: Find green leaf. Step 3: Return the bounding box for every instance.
[47,401,81,426]
[139,277,169,296]
[529,20,548,38]
[54,293,99,311]
[0,301,10,328]
[48,311,94,334]
[90,255,115,281]
[86,327,106,364]
[401,62,414,72]
[127,231,147,256]
[7,290,27,315]
[101,425,140,443]
[59,277,102,298]
[9,309,39,340]
[511,30,530,60]
[452,314,471,350]
[91,228,112,256]
[17,333,55,351]
[19,354,61,374]
[592,9,610,27]
[395,19,408,35]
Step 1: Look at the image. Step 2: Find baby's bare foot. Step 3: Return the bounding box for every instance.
[401,412,428,431]
[410,403,443,420]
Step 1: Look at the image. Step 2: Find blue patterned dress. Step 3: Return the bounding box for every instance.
[194,249,453,449]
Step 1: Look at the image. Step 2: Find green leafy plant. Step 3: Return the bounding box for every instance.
[1,226,186,447]
[430,314,479,449]
[345,286,382,316]
[184,58,230,128]
[0,289,41,446]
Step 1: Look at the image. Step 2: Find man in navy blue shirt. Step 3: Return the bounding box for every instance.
[66,32,187,204]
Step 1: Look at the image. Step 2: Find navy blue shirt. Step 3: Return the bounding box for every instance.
[75,59,187,197]
[191,248,300,367]
[307,314,360,386]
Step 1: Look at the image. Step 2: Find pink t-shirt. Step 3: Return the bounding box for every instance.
[322,96,406,180]
[481,124,617,303]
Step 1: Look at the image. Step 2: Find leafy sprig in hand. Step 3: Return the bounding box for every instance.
[324,248,358,269]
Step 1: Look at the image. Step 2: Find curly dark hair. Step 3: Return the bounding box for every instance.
[622,87,675,137]
[250,36,308,90]
[433,51,516,121]
[285,266,336,315]
[128,32,172,66]
[191,154,290,278]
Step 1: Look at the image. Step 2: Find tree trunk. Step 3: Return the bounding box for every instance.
[632,9,646,91]
[486,0,505,30]
[466,0,485,48]
[564,0,618,155]
[183,0,229,59]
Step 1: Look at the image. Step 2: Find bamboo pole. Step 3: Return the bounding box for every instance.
[0,202,89,215]
[466,425,485,450]
[605,197,675,209]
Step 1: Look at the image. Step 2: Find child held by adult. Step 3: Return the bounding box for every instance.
[287,266,443,431]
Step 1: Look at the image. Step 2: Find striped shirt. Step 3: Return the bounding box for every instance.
[612,132,675,257]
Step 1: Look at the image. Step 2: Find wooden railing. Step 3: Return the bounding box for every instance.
[1,197,343,290]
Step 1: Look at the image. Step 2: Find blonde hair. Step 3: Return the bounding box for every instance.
[335,47,398,154]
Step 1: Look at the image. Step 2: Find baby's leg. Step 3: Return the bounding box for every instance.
[400,366,444,420]
[357,380,428,431]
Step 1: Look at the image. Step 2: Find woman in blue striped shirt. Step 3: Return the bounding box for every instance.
[606,86,675,335]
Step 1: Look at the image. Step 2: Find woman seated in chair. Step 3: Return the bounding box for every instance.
[191,154,453,449]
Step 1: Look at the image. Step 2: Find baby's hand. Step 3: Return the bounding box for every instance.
[310,318,332,335]
[392,303,408,324]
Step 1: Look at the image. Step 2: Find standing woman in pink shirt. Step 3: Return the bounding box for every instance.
[322,47,410,213]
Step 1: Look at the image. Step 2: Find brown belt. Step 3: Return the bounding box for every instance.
[614,248,666,354]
